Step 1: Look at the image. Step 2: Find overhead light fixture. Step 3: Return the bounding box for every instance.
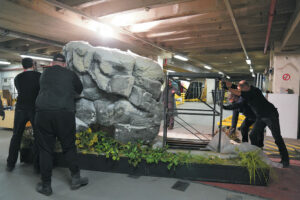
[174,55,188,61]
[167,70,175,73]
[226,76,230,79]
[218,71,224,75]
[246,59,251,65]
[99,24,115,38]
[250,68,254,72]
[0,60,11,65]
[20,54,53,62]
[252,73,256,77]
[204,65,212,70]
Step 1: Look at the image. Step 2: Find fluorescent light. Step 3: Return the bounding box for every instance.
[250,68,254,72]
[99,24,115,38]
[167,70,175,73]
[174,55,188,61]
[20,54,53,61]
[218,72,224,75]
[0,60,11,65]
[246,59,251,65]
[252,73,256,77]
[204,65,212,70]
[226,76,230,79]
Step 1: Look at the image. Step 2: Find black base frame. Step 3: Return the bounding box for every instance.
[20,149,269,186]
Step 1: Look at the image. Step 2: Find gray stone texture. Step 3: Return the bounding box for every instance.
[64,41,164,144]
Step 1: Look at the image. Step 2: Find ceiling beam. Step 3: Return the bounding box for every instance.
[99,0,223,26]
[280,2,300,50]
[58,0,104,8]
[0,27,64,47]
[82,0,196,18]
[223,0,249,59]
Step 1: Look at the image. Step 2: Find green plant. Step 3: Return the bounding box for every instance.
[237,150,270,184]
[75,129,271,183]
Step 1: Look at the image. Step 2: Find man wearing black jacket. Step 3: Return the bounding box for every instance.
[225,80,289,167]
[223,95,259,144]
[35,54,88,196]
[7,58,40,172]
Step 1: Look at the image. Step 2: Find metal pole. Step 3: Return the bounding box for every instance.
[217,86,225,153]
[163,75,169,147]
[212,79,218,136]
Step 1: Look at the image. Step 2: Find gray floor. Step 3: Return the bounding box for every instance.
[0,129,267,200]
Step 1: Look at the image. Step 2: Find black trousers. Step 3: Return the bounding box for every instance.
[240,117,255,143]
[250,111,289,161]
[7,109,39,169]
[35,111,79,184]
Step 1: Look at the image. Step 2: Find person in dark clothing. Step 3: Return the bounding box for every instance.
[164,80,181,129]
[224,93,240,138]
[223,94,258,144]
[0,98,5,120]
[6,58,41,172]
[225,80,289,167]
[35,53,87,196]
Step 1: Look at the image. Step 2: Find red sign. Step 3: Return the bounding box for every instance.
[282,73,290,81]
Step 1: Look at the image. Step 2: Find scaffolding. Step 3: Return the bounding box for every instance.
[163,72,225,153]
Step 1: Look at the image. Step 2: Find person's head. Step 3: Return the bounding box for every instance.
[168,80,172,87]
[52,53,66,67]
[21,58,34,69]
[238,80,250,92]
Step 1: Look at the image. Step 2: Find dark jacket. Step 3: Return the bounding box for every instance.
[35,65,83,112]
[14,70,41,110]
[241,86,277,117]
[223,97,256,120]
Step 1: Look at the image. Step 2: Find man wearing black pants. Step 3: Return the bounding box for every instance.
[35,54,87,196]
[225,80,289,167]
[7,58,41,172]
[223,95,258,144]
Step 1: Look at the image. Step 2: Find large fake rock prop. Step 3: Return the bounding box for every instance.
[64,41,164,144]
[208,133,283,168]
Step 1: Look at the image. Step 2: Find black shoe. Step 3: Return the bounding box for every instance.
[36,182,52,196]
[71,173,89,190]
[6,165,14,172]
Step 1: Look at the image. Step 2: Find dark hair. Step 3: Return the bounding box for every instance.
[21,58,34,69]
[239,80,250,88]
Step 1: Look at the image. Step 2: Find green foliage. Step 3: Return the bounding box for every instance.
[237,150,270,184]
[76,130,271,183]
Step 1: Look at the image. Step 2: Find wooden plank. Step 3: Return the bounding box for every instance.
[0,110,14,129]
[0,0,162,57]
[82,0,196,18]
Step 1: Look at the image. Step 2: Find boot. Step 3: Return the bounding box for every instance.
[71,172,89,190]
[36,182,52,196]
[6,164,14,172]
[280,159,290,168]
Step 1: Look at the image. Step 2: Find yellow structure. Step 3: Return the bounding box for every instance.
[218,114,249,128]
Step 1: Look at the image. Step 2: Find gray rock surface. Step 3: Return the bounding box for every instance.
[75,118,88,132]
[64,41,164,144]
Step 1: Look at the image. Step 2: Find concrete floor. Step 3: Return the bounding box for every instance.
[0,129,265,200]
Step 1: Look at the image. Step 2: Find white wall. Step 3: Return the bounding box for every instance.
[206,79,215,104]
[273,54,300,94]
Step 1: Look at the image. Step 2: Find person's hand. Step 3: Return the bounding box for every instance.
[225,80,232,88]
[171,89,175,94]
